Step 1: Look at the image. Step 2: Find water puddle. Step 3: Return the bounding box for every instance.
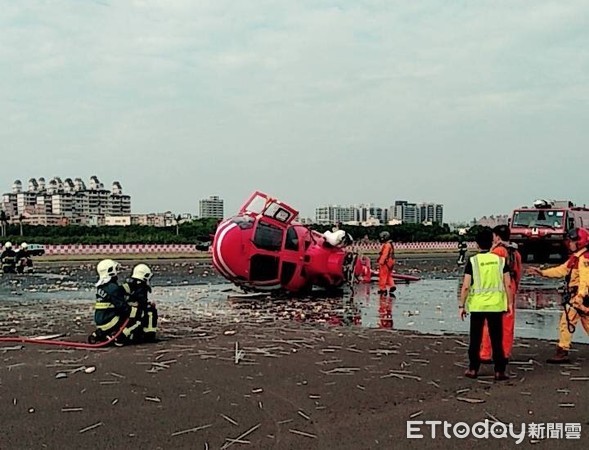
[3,278,588,345]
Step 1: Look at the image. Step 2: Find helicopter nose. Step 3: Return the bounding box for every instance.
[213,221,244,279]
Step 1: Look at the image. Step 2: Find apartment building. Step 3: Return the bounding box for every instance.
[315,200,444,225]
[1,176,132,225]
[199,195,224,219]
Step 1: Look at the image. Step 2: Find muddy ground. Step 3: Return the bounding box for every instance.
[1,254,588,448]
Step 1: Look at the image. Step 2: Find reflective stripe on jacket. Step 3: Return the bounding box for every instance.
[467,253,507,312]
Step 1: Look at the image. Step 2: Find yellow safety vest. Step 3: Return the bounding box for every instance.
[467,252,507,312]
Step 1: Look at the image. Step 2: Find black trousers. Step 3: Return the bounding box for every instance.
[469,312,507,373]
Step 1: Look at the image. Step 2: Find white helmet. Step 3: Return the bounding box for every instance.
[96,259,120,279]
[20,242,28,249]
[131,263,153,283]
[5,241,12,249]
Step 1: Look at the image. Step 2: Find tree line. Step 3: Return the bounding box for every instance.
[0,218,481,245]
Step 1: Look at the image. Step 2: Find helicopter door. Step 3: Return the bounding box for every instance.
[249,254,280,283]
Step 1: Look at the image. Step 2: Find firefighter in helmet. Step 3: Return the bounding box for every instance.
[1,242,17,274]
[15,242,33,274]
[528,228,589,363]
[121,263,158,342]
[89,259,139,345]
[377,231,396,295]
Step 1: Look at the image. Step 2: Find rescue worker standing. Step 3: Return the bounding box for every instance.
[377,231,396,295]
[480,225,523,362]
[528,228,589,363]
[459,227,513,381]
[89,259,137,346]
[1,242,17,274]
[122,264,158,343]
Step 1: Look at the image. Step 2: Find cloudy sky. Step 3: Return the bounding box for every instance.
[1,1,588,221]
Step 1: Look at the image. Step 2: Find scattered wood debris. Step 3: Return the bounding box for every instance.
[79,422,103,434]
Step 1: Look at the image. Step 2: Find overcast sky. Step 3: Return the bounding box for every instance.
[1,1,588,222]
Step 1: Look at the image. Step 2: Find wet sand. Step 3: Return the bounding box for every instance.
[1,255,588,448]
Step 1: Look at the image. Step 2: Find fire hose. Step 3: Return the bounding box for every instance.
[0,318,130,349]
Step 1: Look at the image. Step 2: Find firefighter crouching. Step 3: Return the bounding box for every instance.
[122,264,158,343]
[89,259,141,346]
[528,228,589,363]
[15,242,33,274]
[1,242,17,274]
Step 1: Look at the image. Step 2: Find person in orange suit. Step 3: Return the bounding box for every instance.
[480,225,522,363]
[377,231,396,295]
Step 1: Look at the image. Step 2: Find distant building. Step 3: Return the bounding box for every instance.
[104,216,132,226]
[393,201,419,224]
[418,202,444,224]
[314,199,443,225]
[477,215,509,228]
[315,205,356,225]
[199,195,224,219]
[1,176,131,225]
[131,212,175,227]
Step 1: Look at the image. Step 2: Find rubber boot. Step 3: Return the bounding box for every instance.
[546,346,570,364]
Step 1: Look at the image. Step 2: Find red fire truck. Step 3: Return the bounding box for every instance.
[509,200,589,262]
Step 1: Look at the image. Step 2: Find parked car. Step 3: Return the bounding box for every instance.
[27,244,45,256]
[195,241,211,252]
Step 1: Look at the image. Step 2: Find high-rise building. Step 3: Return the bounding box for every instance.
[315,205,356,225]
[1,176,131,224]
[314,199,444,225]
[199,195,224,219]
[418,202,444,224]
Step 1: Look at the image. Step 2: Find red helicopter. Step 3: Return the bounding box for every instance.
[212,192,419,294]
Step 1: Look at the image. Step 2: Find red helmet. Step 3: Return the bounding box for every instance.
[567,228,589,248]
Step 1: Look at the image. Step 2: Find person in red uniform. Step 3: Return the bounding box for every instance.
[377,231,396,295]
[480,225,522,363]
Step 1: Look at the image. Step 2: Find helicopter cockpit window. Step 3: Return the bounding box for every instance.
[253,221,284,251]
[250,255,279,282]
[284,227,299,251]
[264,203,294,223]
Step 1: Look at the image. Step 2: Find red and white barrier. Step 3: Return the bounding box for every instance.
[349,241,477,253]
[45,244,198,256]
[44,241,475,256]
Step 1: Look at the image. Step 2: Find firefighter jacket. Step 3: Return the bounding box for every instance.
[572,250,589,314]
[94,279,130,327]
[1,249,16,265]
[540,248,587,291]
[122,278,151,309]
[15,249,30,260]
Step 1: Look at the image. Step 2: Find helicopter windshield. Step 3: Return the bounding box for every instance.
[512,210,564,229]
[252,221,284,251]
